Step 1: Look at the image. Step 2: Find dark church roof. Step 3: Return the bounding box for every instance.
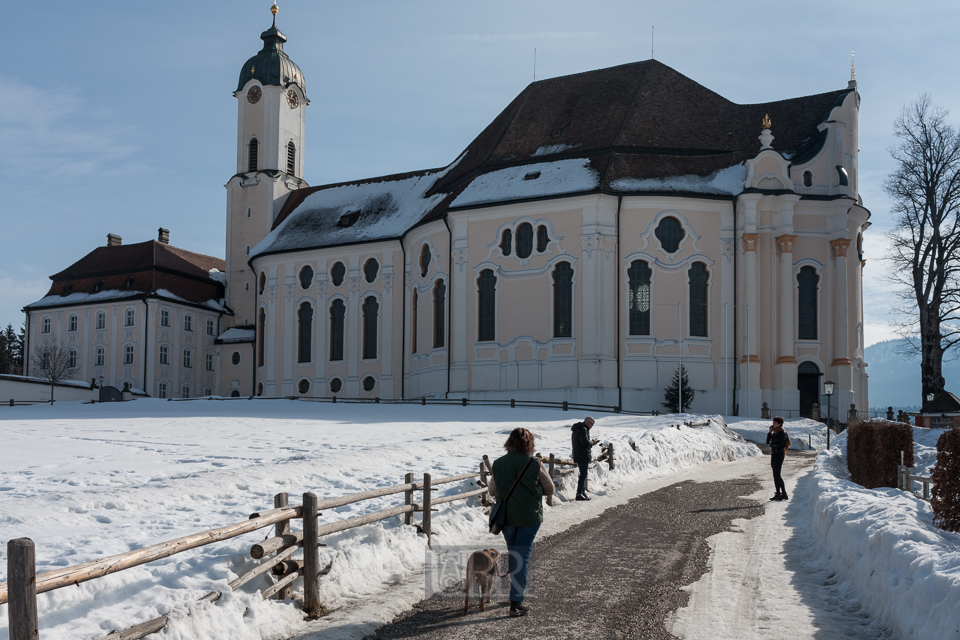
[25,240,227,312]
[236,18,306,97]
[252,60,853,259]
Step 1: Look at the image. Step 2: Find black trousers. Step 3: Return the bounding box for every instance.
[771,451,786,494]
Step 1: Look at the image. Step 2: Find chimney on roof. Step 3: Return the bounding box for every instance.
[158,228,170,244]
[107,233,122,247]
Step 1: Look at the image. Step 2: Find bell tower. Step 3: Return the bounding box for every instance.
[225,2,308,330]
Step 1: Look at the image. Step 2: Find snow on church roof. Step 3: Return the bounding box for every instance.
[451,158,600,208]
[250,157,463,259]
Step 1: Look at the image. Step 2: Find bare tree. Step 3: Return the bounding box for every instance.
[31,338,75,403]
[885,95,960,401]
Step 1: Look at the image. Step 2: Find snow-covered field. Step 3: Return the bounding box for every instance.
[0,400,757,640]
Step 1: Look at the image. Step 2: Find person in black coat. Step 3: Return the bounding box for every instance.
[766,416,792,500]
[571,416,598,501]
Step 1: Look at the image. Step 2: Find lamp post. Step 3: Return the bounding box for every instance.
[824,380,835,449]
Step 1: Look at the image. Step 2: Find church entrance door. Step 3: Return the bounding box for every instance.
[798,362,821,418]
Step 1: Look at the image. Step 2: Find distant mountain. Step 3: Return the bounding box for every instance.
[864,338,960,410]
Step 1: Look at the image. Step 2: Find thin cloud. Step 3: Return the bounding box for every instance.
[441,32,602,43]
[0,77,146,181]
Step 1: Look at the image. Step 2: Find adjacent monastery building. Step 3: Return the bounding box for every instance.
[26,7,870,417]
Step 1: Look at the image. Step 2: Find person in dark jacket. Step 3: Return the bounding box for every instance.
[571,416,598,501]
[489,428,555,616]
[766,416,792,500]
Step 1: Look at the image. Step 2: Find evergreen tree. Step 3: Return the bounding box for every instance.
[662,365,695,413]
[0,325,9,374]
[12,323,25,374]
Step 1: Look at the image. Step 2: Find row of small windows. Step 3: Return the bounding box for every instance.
[41,345,215,371]
[246,138,297,177]
[259,259,381,295]
[500,223,552,259]
[156,383,210,399]
[48,311,215,334]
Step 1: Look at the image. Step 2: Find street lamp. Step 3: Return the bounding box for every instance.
[824,380,835,449]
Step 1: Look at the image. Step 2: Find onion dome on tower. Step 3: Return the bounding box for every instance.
[236,3,306,97]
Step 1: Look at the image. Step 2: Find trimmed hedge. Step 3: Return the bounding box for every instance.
[847,419,914,489]
[931,427,960,532]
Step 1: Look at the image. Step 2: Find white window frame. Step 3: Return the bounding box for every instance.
[184,314,193,332]
[205,353,215,372]
[125,309,135,327]
[159,345,169,365]
[160,309,170,327]
[158,382,168,399]
[95,347,105,367]
[41,317,51,334]
[183,349,192,368]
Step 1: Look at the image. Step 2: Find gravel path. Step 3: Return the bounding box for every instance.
[364,471,769,640]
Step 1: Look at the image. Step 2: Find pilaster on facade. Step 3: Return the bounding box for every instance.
[266,265,278,395]
[449,219,470,393]
[282,262,295,395]
[380,250,396,398]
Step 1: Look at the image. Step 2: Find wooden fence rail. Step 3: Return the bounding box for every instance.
[3,446,613,638]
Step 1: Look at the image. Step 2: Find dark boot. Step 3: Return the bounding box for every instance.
[509,601,530,617]
[781,492,789,500]
[771,493,783,501]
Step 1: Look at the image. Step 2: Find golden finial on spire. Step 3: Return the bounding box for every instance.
[762,114,772,130]
[851,48,856,81]
[271,1,279,16]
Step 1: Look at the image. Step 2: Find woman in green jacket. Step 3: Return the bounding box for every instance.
[489,427,555,616]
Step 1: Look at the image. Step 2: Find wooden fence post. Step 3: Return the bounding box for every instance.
[302,492,321,618]
[546,453,555,506]
[479,462,489,506]
[422,473,432,548]
[8,538,39,640]
[404,472,414,526]
[607,443,615,470]
[273,493,292,600]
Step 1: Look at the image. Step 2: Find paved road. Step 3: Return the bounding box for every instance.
[364,472,768,640]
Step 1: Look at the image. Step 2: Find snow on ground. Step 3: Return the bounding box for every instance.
[670,426,960,640]
[0,401,756,640]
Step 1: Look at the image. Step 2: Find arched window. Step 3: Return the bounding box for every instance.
[689,262,709,337]
[537,225,549,253]
[798,266,819,339]
[628,260,652,335]
[363,296,379,359]
[230,389,241,398]
[364,258,379,283]
[299,265,313,289]
[69,315,78,332]
[516,223,534,259]
[477,269,496,342]
[330,299,345,361]
[553,262,573,337]
[420,245,431,277]
[258,272,266,294]
[500,229,512,256]
[298,302,313,363]
[248,138,258,172]
[287,141,296,176]
[331,262,346,287]
[434,280,446,348]
[655,217,685,253]
[803,171,813,187]
[411,289,418,354]
[257,308,266,366]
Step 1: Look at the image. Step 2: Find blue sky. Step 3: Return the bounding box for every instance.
[2,0,958,347]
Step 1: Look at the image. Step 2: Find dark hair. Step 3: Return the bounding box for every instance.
[504,427,535,454]
[773,416,784,426]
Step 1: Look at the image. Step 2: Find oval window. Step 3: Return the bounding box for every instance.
[330,377,343,394]
[364,258,379,283]
[655,217,685,253]
[420,245,431,277]
[362,376,376,392]
[298,379,310,394]
[231,351,241,366]
[331,262,346,287]
[516,223,533,259]
[299,265,314,289]
[256,382,264,396]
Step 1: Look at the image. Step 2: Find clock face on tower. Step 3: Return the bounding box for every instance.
[286,89,299,109]
[246,86,262,104]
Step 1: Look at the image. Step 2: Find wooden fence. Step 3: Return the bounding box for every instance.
[898,450,933,500]
[1,447,616,640]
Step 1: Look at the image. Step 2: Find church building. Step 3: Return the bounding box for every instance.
[25,5,870,418]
